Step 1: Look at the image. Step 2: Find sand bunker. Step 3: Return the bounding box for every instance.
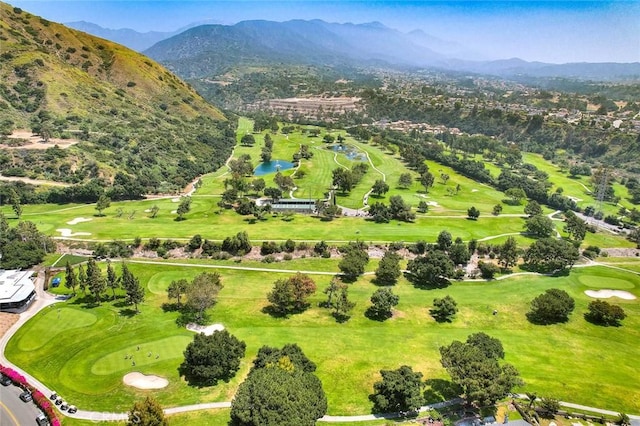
[123,372,168,390]
[56,228,91,237]
[67,217,93,225]
[471,189,479,192]
[186,323,225,336]
[585,289,636,300]
[171,197,180,202]
[426,201,439,206]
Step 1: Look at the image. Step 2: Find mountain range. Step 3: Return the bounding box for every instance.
[68,18,640,81]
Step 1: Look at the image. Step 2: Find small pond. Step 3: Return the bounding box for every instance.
[254,160,295,176]
[329,144,366,161]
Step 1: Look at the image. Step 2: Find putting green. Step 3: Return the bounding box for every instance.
[147,271,193,295]
[17,307,97,351]
[91,335,191,375]
[577,275,635,289]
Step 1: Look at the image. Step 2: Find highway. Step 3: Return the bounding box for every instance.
[0,384,43,426]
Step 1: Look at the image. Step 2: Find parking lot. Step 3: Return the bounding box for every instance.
[0,383,46,426]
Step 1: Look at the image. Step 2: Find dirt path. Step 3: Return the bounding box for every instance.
[0,175,70,187]
[2,130,80,150]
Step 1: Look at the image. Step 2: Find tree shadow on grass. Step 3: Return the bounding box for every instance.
[161,302,181,312]
[424,378,461,403]
[119,308,138,318]
[364,307,392,322]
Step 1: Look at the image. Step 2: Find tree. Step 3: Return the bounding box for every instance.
[388,195,415,222]
[407,251,455,288]
[240,134,255,146]
[186,272,223,322]
[538,397,560,416]
[371,179,390,197]
[437,230,453,251]
[267,273,317,315]
[324,279,355,321]
[251,178,266,194]
[440,335,522,407]
[527,288,575,324]
[167,278,189,306]
[398,172,413,189]
[629,227,640,248]
[106,260,120,300]
[524,200,543,217]
[95,194,111,216]
[417,201,429,213]
[478,261,500,279]
[420,171,434,192]
[260,146,272,162]
[505,187,526,205]
[370,366,424,414]
[126,396,168,426]
[176,196,192,221]
[466,332,505,360]
[564,211,587,242]
[180,330,246,386]
[64,261,78,295]
[449,240,470,265]
[8,189,21,218]
[121,262,144,313]
[585,300,626,326]
[617,414,631,426]
[332,168,355,193]
[149,205,160,218]
[338,243,369,281]
[230,349,327,426]
[430,295,458,322]
[523,238,579,273]
[263,187,282,201]
[366,288,399,320]
[375,251,401,285]
[85,258,106,304]
[498,236,519,269]
[525,214,555,238]
[492,204,503,216]
[77,264,87,295]
[467,206,480,220]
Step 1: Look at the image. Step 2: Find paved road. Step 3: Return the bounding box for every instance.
[0,383,45,426]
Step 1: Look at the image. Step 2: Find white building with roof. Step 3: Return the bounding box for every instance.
[0,269,36,313]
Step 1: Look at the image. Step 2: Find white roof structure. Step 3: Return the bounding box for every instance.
[0,270,35,306]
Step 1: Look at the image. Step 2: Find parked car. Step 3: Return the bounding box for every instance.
[0,374,11,386]
[19,390,32,402]
[67,405,77,414]
[60,401,69,411]
[36,413,49,426]
[54,397,62,405]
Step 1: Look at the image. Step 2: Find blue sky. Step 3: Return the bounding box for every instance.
[9,1,640,63]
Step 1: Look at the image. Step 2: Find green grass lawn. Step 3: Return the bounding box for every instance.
[6,262,640,415]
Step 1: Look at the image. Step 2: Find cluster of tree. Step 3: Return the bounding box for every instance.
[126,396,168,426]
[368,195,415,223]
[527,288,575,324]
[260,239,297,255]
[65,260,144,311]
[374,251,402,285]
[523,238,580,273]
[0,215,55,269]
[440,333,523,406]
[228,154,254,176]
[370,365,424,414]
[429,295,458,322]
[365,288,399,321]
[273,171,295,191]
[261,133,273,162]
[230,344,327,426]
[338,241,370,281]
[266,273,316,316]
[167,272,223,323]
[585,299,626,326]
[179,330,246,386]
[332,163,369,194]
